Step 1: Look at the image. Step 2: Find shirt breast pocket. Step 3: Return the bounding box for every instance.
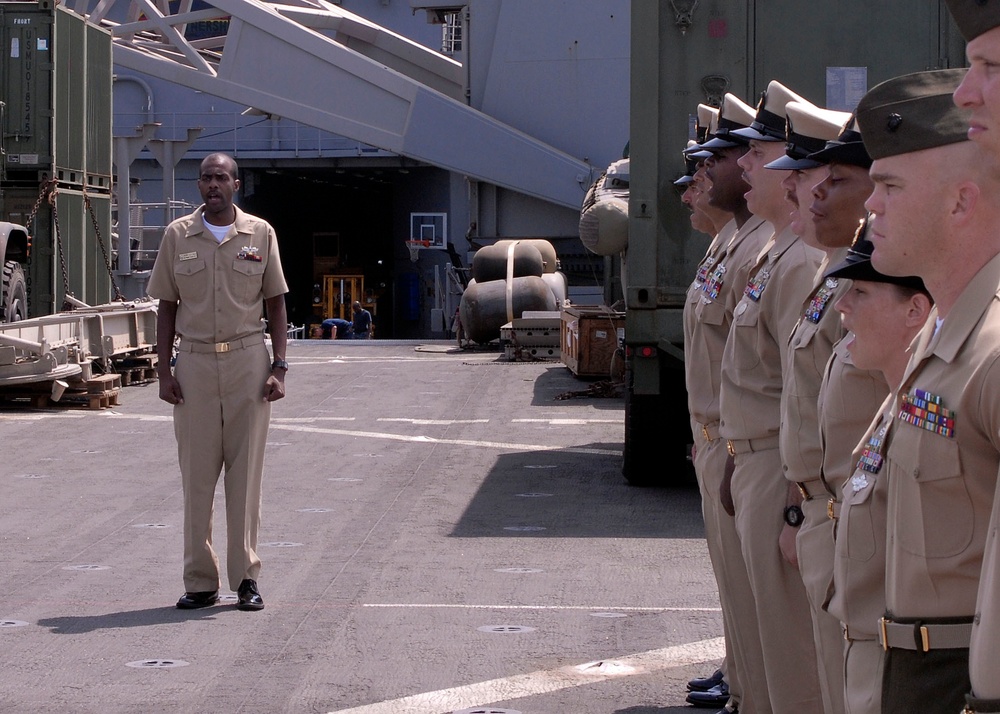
[174,259,207,302]
[696,296,725,326]
[233,259,266,302]
[889,421,971,559]
[731,299,761,370]
[841,471,879,563]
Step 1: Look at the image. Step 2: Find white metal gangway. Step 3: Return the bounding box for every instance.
[66,0,593,210]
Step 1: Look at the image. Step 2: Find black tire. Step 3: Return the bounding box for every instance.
[2,260,27,323]
[622,356,695,487]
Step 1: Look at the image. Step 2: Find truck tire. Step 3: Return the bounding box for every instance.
[2,261,27,323]
[622,361,694,487]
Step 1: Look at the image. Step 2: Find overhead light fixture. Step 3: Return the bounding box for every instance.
[241,106,278,120]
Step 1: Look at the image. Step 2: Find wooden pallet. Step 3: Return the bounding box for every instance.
[0,375,122,410]
[114,355,159,386]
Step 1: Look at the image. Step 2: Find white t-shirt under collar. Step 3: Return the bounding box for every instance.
[203,217,233,243]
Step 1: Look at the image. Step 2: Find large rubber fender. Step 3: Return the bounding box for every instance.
[472,242,544,283]
[579,194,629,255]
[495,239,559,273]
[460,275,558,343]
[541,271,567,306]
[579,158,629,256]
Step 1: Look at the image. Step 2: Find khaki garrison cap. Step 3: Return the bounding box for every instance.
[856,69,971,160]
[699,93,757,150]
[733,80,809,142]
[808,114,872,168]
[945,0,1000,41]
[765,102,851,170]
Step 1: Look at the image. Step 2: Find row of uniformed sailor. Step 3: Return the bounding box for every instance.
[681,95,771,714]
[676,69,949,713]
[679,2,1000,709]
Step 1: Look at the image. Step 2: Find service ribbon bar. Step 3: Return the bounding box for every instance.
[898,389,955,438]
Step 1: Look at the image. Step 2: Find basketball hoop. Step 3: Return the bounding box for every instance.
[405,239,430,262]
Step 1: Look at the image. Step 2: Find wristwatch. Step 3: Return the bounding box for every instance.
[783,504,804,528]
[271,359,289,371]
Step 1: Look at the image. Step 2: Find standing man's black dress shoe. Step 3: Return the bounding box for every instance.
[688,668,725,692]
[176,590,219,609]
[237,579,264,611]
[686,681,730,708]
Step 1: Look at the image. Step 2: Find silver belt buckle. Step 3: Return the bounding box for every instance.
[215,341,231,353]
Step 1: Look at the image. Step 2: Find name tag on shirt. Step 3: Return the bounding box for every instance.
[179,252,198,261]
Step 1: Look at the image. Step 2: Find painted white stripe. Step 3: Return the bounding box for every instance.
[272,417,356,422]
[377,418,490,425]
[362,603,721,613]
[325,637,725,714]
[512,418,622,424]
[268,422,622,456]
[288,356,497,365]
[0,412,89,421]
[90,414,622,456]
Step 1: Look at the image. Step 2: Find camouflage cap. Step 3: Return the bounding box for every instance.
[945,0,1000,41]
[856,69,971,160]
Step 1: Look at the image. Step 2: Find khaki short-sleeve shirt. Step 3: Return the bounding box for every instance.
[884,253,1000,619]
[719,226,824,441]
[684,217,770,425]
[148,205,288,344]
[818,337,888,497]
[781,248,853,486]
[827,400,893,638]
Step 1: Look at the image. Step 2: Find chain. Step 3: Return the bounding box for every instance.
[22,179,54,259]
[46,187,74,310]
[83,191,124,302]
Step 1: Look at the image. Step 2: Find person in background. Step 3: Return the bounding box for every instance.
[350,301,373,339]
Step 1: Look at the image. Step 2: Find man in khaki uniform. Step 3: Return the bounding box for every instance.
[807,115,887,519]
[947,4,1000,710]
[149,153,289,612]
[719,80,825,713]
[822,228,932,714]
[684,94,772,714]
[763,101,852,714]
[802,123,892,714]
[952,0,1000,159]
[856,69,1000,714]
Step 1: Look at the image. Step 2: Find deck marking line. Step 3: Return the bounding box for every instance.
[324,636,724,714]
[268,423,621,456]
[362,603,721,612]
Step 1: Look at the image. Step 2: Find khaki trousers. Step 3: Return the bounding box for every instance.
[843,638,882,714]
[694,425,770,714]
[174,342,271,592]
[797,497,847,714]
[731,447,824,714]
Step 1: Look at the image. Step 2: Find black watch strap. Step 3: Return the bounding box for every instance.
[271,359,289,371]
[784,504,804,527]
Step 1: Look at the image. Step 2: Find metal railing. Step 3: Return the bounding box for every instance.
[114,113,395,158]
[112,200,196,273]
